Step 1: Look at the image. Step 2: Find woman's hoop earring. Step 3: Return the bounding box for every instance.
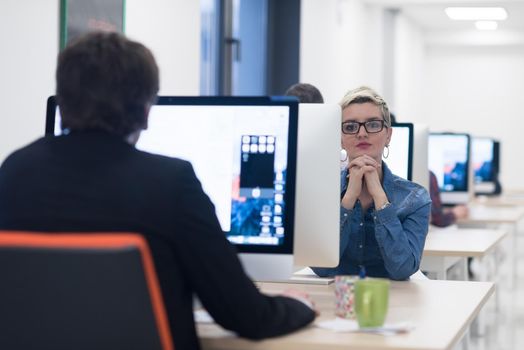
[383,145,390,159]
[340,149,348,162]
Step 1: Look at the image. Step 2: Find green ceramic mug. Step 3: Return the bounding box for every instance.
[354,278,390,328]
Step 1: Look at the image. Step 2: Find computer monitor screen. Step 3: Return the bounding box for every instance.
[384,123,413,181]
[293,104,341,268]
[428,132,471,204]
[45,96,298,281]
[472,137,500,194]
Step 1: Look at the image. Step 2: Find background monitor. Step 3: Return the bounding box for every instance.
[385,123,413,181]
[412,124,429,191]
[428,132,472,205]
[293,103,340,268]
[472,137,501,195]
[46,96,298,282]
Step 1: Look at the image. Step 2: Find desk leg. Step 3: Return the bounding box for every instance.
[508,223,517,289]
[421,256,463,280]
[460,258,468,281]
[438,263,446,280]
[472,256,487,337]
[446,257,467,281]
[460,327,471,350]
[492,246,501,312]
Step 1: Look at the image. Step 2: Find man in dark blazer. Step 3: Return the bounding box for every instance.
[0,32,315,350]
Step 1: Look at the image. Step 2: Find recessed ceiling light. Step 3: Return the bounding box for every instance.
[445,7,508,21]
[475,20,498,30]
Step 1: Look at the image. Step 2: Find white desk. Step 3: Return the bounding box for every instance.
[458,205,524,226]
[475,194,524,207]
[457,204,524,285]
[198,279,494,350]
[421,227,507,336]
[421,227,507,280]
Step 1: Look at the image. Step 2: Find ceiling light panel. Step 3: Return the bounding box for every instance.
[475,20,498,30]
[445,7,508,21]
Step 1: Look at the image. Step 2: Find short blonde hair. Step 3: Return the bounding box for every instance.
[339,86,391,127]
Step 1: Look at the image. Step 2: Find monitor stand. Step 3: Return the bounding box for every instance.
[239,253,294,282]
[474,182,496,194]
[288,266,334,285]
[239,255,334,284]
[441,192,471,205]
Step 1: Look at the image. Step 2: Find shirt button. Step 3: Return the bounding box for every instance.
[344,213,348,217]
[359,222,363,226]
[374,216,377,220]
[359,245,363,248]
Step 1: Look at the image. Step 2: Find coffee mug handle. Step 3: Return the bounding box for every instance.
[362,290,372,320]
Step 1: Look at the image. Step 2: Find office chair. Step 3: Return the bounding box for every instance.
[0,232,173,350]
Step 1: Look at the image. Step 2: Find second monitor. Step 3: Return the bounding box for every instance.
[472,137,501,195]
[428,132,472,205]
[385,123,414,181]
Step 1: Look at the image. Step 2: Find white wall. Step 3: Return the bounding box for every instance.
[393,12,425,123]
[424,44,524,189]
[0,0,200,164]
[300,0,426,113]
[300,0,385,103]
[0,0,59,163]
[126,0,200,95]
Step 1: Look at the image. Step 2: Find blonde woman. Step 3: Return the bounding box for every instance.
[313,87,430,280]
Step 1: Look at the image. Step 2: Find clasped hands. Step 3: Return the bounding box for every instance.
[341,155,388,210]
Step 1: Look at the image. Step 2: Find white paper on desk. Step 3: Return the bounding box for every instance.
[194,309,215,323]
[316,318,414,336]
[316,318,359,332]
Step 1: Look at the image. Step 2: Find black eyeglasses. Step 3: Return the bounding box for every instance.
[341,120,386,135]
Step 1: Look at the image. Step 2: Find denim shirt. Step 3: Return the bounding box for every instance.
[312,163,431,280]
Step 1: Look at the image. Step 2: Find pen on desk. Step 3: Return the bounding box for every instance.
[359,265,366,279]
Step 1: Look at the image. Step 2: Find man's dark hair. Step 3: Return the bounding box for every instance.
[285,83,324,103]
[56,31,159,137]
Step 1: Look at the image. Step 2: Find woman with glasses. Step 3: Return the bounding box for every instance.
[312,86,431,280]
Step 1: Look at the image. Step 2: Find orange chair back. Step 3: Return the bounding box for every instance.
[0,231,174,350]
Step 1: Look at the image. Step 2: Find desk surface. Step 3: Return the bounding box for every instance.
[423,228,507,258]
[474,194,524,207]
[198,279,494,350]
[458,204,524,225]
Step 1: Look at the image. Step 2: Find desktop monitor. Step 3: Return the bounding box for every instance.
[293,103,341,268]
[45,96,298,282]
[428,132,472,205]
[384,123,413,181]
[472,137,501,195]
[412,124,429,191]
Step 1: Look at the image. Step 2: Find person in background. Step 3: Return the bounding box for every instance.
[0,32,316,350]
[312,86,431,281]
[429,171,469,227]
[285,82,324,103]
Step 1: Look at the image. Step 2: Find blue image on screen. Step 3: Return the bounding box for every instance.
[228,135,285,245]
[475,161,493,182]
[443,162,468,191]
[472,138,495,183]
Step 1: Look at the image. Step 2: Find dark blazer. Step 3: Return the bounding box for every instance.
[0,131,315,350]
